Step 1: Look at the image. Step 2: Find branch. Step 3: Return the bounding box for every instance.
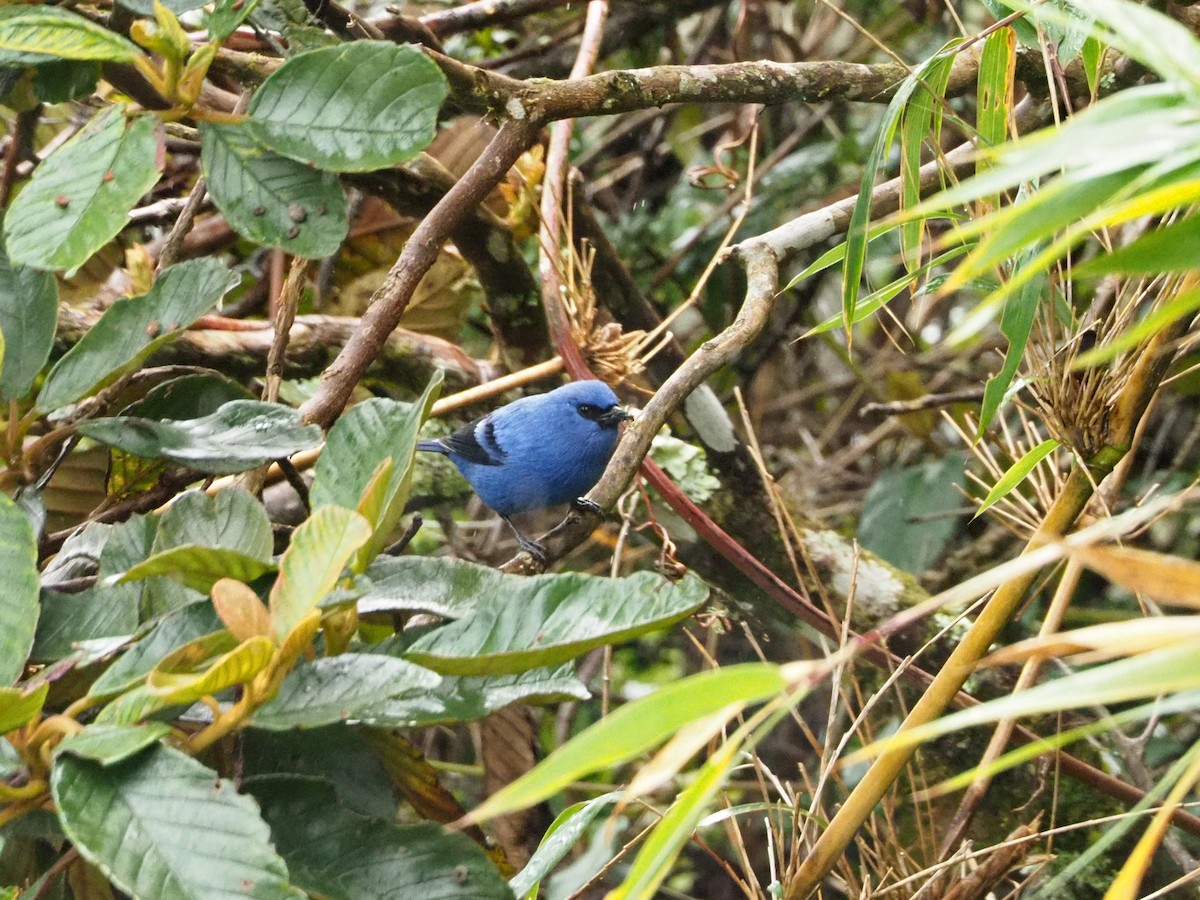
[299,117,542,429]
[432,50,986,120]
[54,308,489,392]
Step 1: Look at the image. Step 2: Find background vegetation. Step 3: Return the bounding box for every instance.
[1,0,1199,897]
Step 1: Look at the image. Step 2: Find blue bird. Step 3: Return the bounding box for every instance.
[417,380,632,560]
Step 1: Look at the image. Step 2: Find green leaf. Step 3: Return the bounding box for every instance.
[5,107,159,272]
[269,506,371,641]
[39,259,234,412]
[158,488,273,562]
[251,777,513,900]
[842,41,962,334]
[56,723,170,766]
[802,245,971,338]
[0,7,140,62]
[1076,215,1200,276]
[52,745,303,899]
[975,438,1060,519]
[148,632,274,702]
[0,683,48,734]
[977,248,1045,435]
[118,546,275,594]
[356,555,493,619]
[250,654,440,730]
[206,0,262,42]
[0,493,38,684]
[108,488,275,604]
[32,57,99,103]
[899,50,955,269]
[467,663,788,823]
[34,516,151,661]
[311,373,443,569]
[403,567,709,676]
[857,453,967,574]
[243,726,399,820]
[975,26,1015,212]
[0,222,56,402]
[356,662,589,728]
[116,0,209,15]
[200,123,348,259]
[869,643,1200,759]
[89,602,222,698]
[127,372,258,421]
[246,42,448,173]
[509,792,620,899]
[610,737,741,900]
[77,400,323,475]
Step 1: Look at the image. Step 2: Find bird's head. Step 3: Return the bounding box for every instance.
[555,380,633,430]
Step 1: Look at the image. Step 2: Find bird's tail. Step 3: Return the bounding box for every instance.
[416,439,447,454]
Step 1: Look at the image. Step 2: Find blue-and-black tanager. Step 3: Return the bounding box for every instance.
[417,380,633,560]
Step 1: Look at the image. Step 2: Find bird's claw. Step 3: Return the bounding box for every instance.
[571,497,604,516]
[515,535,549,565]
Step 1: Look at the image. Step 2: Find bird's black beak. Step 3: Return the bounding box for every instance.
[598,406,634,428]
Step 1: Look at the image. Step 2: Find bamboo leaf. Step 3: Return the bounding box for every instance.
[975,438,1059,518]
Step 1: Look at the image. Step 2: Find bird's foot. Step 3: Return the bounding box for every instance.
[502,515,548,565]
[514,533,548,565]
[571,497,604,516]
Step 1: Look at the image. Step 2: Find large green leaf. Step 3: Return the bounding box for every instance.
[56,723,171,766]
[0,494,38,684]
[269,506,371,641]
[251,777,513,900]
[243,726,398,820]
[356,662,589,728]
[250,654,440,730]
[245,42,448,173]
[0,225,57,402]
[88,603,222,698]
[6,107,159,272]
[125,373,257,421]
[52,745,303,899]
[356,555,494,620]
[402,565,709,676]
[33,516,151,660]
[857,453,967,574]
[200,123,348,259]
[158,488,272,559]
[114,488,276,599]
[39,259,234,412]
[0,7,139,62]
[311,373,442,568]
[31,57,100,103]
[77,400,323,475]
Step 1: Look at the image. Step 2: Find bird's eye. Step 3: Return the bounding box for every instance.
[577,403,603,421]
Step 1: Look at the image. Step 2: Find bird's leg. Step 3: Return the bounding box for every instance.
[501,515,548,564]
[571,497,604,515]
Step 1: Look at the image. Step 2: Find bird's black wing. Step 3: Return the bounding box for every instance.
[427,415,507,466]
